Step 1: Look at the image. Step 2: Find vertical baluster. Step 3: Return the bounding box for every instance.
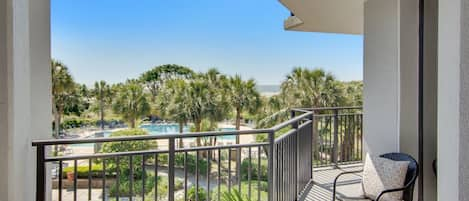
[155,153,158,201]
[207,150,211,201]
[36,145,46,201]
[130,155,134,201]
[237,147,241,193]
[284,139,287,201]
[218,149,221,201]
[349,113,353,161]
[184,152,187,201]
[168,138,175,201]
[58,160,63,201]
[286,137,289,200]
[196,151,199,201]
[344,115,347,162]
[248,147,252,200]
[142,154,146,201]
[73,160,77,201]
[88,158,92,201]
[116,156,120,201]
[257,146,261,201]
[328,116,331,166]
[267,131,275,201]
[228,148,231,192]
[352,113,356,161]
[282,140,286,201]
[103,158,106,201]
[360,114,363,160]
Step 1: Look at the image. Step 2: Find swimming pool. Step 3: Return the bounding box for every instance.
[72,124,237,147]
[140,124,236,140]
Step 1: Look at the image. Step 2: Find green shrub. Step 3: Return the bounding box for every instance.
[240,158,268,181]
[155,152,209,175]
[188,186,207,201]
[61,117,94,129]
[174,153,209,175]
[100,129,152,179]
[62,164,104,178]
[213,181,268,201]
[221,189,251,201]
[109,174,156,197]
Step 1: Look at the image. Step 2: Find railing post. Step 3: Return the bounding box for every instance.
[291,110,299,195]
[268,130,275,201]
[332,109,339,166]
[168,137,175,201]
[309,112,314,179]
[36,145,46,201]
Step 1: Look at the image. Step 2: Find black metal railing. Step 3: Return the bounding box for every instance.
[295,107,363,168]
[33,110,315,201]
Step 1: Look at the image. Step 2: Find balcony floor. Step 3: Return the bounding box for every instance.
[299,163,364,201]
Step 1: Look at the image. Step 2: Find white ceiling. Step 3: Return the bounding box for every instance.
[279,0,365,35]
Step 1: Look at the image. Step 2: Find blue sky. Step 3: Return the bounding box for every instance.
[51,0,363,85]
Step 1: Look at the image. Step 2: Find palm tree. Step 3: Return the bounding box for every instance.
[278,68,344,159]
[140,64,194,102]
[202,69,230,146]
[51,60,76,138]
[158,79,191,147]
[186,78,213,146]
[91,80,113,130]
[112,80,151,128]
[226,75,262,143]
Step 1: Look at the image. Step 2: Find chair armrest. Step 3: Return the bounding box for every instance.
[375,187,407,201]
[375,173,418,201]
[332,170,363,201]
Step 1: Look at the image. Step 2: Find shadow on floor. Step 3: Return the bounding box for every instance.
[298,163,363,201]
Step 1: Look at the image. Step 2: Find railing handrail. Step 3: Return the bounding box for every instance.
[32,111,314,146]
[271,111,313,131]
[294,106,362,112]
[44,142,270,162]
[31,128,273,146]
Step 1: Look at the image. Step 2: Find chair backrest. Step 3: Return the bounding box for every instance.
[380,153,419,201]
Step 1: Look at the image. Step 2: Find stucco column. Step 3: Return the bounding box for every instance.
[363,0,401,155]
[0,0,52,200]
[438,0,469,200]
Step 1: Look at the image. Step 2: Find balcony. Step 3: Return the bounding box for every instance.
[32,107,362,201]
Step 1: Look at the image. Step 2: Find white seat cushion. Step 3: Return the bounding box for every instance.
[362,154,409,201]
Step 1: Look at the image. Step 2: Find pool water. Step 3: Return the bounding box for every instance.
[72,124,237,147]
[140,124,236,140]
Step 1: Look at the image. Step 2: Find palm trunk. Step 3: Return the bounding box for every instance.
[54,113,60,138]
[52,102,59,138]
[234,108,242,185]
[100,101,105,130]
[179,121,184,148]
[195,119,202,146]
[235,108,241,144]
[130,119,136,128]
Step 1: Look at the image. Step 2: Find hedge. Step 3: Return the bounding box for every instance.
[62,164,104,178]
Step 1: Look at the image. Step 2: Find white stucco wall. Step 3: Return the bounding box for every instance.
[363,0,400,155]
[364,1,439,199]
[0,0,9,198]
[398,0,419,163]
[458,0,469,200]
[438,0,462,200]
[0,0,52,200]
